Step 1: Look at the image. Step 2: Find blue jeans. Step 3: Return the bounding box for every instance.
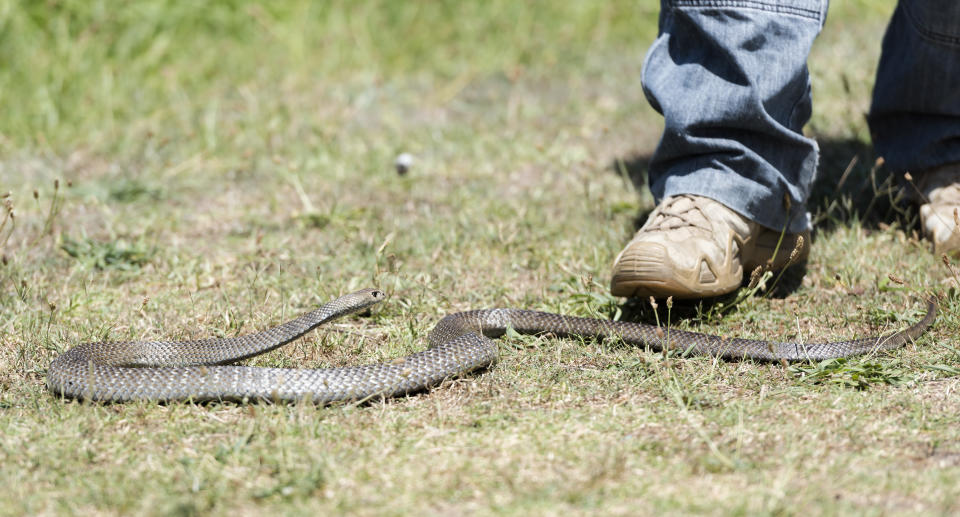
[643,0,960,233]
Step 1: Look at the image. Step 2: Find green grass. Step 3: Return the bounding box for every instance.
[2,1,959,515]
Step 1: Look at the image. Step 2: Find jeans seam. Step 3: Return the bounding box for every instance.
[641,9,673,106]
[785,80,810,132]
[670,0,821,21]
[901,3,960,47]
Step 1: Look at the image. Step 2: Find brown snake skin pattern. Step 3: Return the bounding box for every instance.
[47,288,938,404]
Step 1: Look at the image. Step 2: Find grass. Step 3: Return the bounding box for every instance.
[1,1,959,515]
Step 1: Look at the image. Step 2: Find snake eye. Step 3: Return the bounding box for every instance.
[371,290,385,299]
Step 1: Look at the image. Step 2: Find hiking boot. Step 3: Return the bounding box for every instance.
[912,163,960,256]
[610,194,809,299]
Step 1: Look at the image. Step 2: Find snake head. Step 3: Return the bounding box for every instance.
[340,288,387,314]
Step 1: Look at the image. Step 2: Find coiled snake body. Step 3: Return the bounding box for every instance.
[47,288,937,403]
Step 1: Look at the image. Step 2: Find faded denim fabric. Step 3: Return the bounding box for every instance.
[642,0,960,233]
[870,0,960,172]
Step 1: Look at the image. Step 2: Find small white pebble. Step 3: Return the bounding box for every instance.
[395,153,414,175]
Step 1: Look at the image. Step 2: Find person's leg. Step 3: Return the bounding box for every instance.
[611,0,827,298]
[868,0,960,255]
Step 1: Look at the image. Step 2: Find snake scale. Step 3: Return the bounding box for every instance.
[47,288,937,404]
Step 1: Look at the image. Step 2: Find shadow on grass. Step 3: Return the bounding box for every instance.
[611,136,912,232]
[808,137,916,231]
[607,136,915,311]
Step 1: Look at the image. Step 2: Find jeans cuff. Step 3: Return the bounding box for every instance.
[669,0,825,21]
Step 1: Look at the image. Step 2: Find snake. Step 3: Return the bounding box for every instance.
[47,288,938,404]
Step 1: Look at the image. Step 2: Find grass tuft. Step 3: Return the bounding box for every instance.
[60,235,155,270]
[107,179,166,203]
[790,358,913,390]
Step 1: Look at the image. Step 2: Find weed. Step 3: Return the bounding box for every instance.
[27,179,68,247]
[790,358,913,389]
[0,192,14,255]
[942,254,960,288]
[107,179,165,203]
[294,212,331,230]
[60,236,155,270]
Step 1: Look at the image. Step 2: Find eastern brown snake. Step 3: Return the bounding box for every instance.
[47,289,937,403]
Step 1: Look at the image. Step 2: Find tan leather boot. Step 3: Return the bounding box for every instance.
[610,195,809,299]
[914,163,960,256]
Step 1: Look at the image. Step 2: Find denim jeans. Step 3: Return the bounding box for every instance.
[642,0,960,233]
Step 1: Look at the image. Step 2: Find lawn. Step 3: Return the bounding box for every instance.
[1,1,958,515]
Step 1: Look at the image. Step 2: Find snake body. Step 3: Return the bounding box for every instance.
[47,288,937,404]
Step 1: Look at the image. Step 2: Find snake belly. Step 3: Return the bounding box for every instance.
[47,289,937,404]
